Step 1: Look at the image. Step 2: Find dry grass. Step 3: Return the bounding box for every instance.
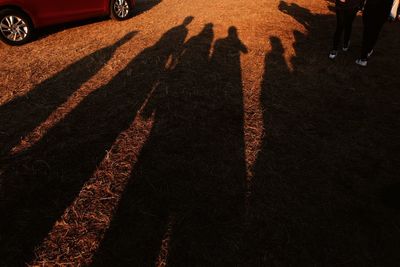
[0,0,399,266]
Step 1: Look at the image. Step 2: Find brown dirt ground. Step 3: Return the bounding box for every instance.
[0,0,400,266]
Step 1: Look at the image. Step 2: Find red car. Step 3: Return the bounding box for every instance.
[0,0,135,45]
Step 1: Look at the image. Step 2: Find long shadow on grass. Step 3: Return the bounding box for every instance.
[0,31,137,157]
[243,1,400,266]
[0,18,191,266]
[92,25,248,266]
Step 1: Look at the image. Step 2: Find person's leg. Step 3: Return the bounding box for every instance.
[333,9,345,50]
[366,18,386,52]
[357,12,373,66]
[360,12,374,60]
[361,19,386,59]
[358,12,386,66]
[343,8,358,49]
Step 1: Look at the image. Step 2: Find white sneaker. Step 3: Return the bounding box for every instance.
[367,49,374,58]
[329,50,338,59]
[356,59,368,67]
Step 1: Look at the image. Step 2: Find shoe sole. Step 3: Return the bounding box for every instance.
[356,60,367,67]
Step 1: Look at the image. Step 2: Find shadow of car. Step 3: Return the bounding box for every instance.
[0,0,135,45]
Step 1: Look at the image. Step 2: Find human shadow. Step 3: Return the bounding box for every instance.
[0,17,192,266]
[0,31,137,157]
[244,2,400,266]
[92,24,248,266]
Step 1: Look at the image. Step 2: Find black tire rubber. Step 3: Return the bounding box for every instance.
[0,8,34,46]
[110,0,133,21]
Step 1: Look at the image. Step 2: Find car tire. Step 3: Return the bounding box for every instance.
[0,9,34,46]
[110,0,133,21]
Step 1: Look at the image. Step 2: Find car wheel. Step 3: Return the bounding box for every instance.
[0,9,34,46]
[110,0,133,21]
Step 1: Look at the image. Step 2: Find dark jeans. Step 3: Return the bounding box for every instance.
[333,8,358,50]
[361,12,387,59]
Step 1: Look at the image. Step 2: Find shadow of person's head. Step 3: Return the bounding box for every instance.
[270,36,284,53]
[183,16,194,26]
[204,23,214,32]
[228,26,238,37]
[115,31,138,46]
[278,0,312,29]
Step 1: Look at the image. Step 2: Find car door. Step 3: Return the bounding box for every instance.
[62,0,106,18]
[28,0,106,26]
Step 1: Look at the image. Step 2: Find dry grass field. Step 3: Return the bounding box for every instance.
[0,0,399,266]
